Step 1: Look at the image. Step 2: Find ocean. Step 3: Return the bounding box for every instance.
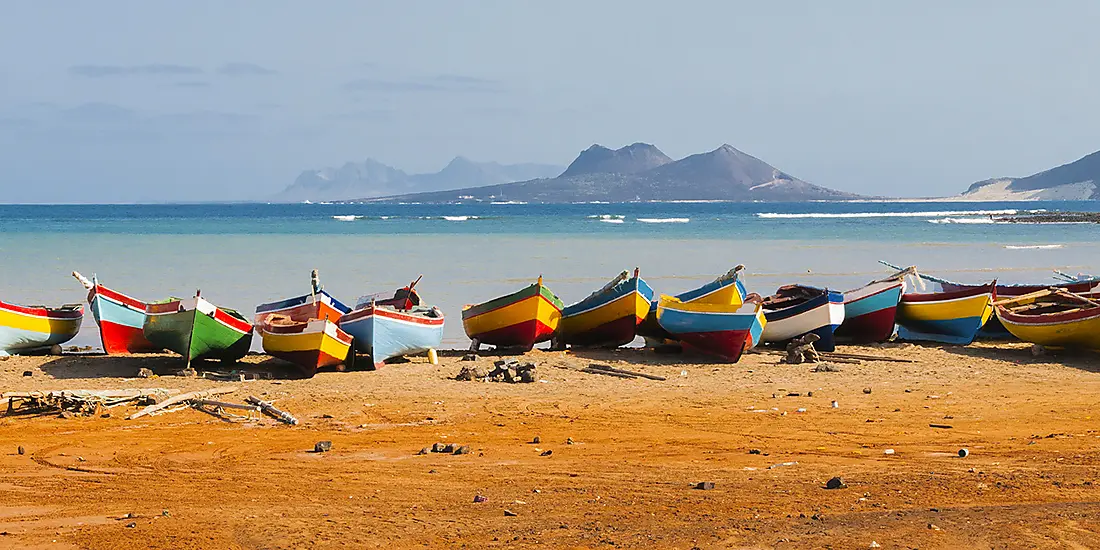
[3,200,1099,350]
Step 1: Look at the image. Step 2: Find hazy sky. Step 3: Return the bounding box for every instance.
[2,1,1099,202]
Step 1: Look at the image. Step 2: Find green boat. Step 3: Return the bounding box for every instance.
[143,292,254,366]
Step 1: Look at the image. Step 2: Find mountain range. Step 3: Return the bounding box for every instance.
[960,150,1100,200]
[276,157,564,202]
[347,143,861,203]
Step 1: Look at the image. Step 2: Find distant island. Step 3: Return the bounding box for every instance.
[958,149,1100,201]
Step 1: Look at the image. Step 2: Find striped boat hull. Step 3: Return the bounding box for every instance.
[0,301,83,355]
[835,280,903,343]
[144,296,253,365]
[339,305,445,368]
[762,288,846,352]
[637,269,747,343]
[896,283,995,345]
[560,275,654,347]
[88,284,159,354]
[656,298,766,362]
[258,318,353,376]
[462,282,563,349]
[996,298,1100,350]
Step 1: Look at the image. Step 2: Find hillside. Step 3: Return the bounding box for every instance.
[357,143,860,203]
[276,157,563,202]
[961,150,1100,200]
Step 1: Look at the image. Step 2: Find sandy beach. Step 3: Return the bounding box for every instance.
[1,343,1099,549]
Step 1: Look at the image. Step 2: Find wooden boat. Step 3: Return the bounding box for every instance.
[994,289,1100,350]
[255,272,354,376]
[462,277,563,350]
[637,266,747,343]
[338,303,445,368]
[559,268,654,347]
[354,276,423,310]
[895,282,995,345]
[144,291,253,366]
[881,261,1100,338]
[72,271,159,354]
[834,267,912,343]
[656,295,766,362]
[0,300,83,356]
[760,285,846,351]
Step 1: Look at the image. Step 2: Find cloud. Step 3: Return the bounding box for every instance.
[69,64,203,77]
[343,73,503,94]
[217,62,277,76]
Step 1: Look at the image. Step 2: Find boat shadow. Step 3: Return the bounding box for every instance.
[562,346,740,366]
[37,353,305,380]
[939,343,1100,374]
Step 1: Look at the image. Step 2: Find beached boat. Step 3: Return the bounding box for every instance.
[144,292,253,366]
[0,300,83,356]
[895,282,995,345]
[833,267,913,343]
[995,289,1100,350]
[255,272,354,375]
[462,277,563,350]
[881,261,1100,338]
[656,295,766,362]
[354,276,423,310]
[72,272,159,354]
[760,285,845,352]
[338,303,445,368]
[637,266,747,343]
[559,268,654,347]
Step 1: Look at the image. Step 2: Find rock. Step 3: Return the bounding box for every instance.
[531,436,541,444]
[101,413,111,418]
[431,442,447,453]
[17,446,24,455]
[748,449,762,455]
[883,449,895,455]
[428,469,438,474]
[831,400,839,408]
[928,523,941,531]
[462,353,478,361]
[1031,344,1046,357]
[49,344,63,355]
[825,476,847,490]
[21,371,32,377]
[862,387,872,394]
[566,437,574,445]
[807,391,814,397]
[417,447,430,455]
[958,448,970,458]
[812,363,841,372]
[442,443,456,453]
[518,367,537,383]
[455,366,484,381]
[540,450,553,456]
[453,445,470,455]
[504,509,518,517]
[694,481,715,490]
[176,367,197,378]
[313,441,332,453]
[473,495,487,503]
[321,414,334,419]
[137,368,154,378]
[59,411,74,419]
[125,522,137,529]
[870,542,881,548]
[162,509,170,517]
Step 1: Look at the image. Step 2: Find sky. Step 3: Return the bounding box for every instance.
[1,1,1099,203]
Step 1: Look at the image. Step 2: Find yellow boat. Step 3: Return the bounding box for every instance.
[896,282,994,345]
[0,300,83,355]
[462,277,563,350]
[995,289,1100,350]
[559,269,654,347]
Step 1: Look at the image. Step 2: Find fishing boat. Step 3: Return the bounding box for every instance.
[995,289,1100,350]
[655,295,766,362]
[144,291,253,366]
[255,271,354,375]
[354,276,423,310]
[462,276,563,350]
[338,303,445,368]
[895,282,995,345]
[760,285,845,352]
[71,272,159,354]
[881,261,1100,338]
[559,268,654,347]
[0,300,83,356]
[636,266,747,343]
[833,267,913,343]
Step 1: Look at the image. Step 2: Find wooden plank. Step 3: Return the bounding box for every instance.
[128,387,237,420]
[587,364,666,381]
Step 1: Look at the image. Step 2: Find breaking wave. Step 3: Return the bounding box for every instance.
[637,217,690,223]
[757,209,1019,219]
[1004,244,1065,250]
[332,215,364,221]
[441,215,479,221]
[588,214,626,220]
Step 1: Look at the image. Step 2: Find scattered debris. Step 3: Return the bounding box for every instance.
[129,388,237,420]
[17,446,24,455]
[454,366,485,381]
[21,371,32,377]
[175,367,197,378]
[883,449,895,455]
[929,423,954,430]
[767,461,798,469]
[782,333,820,364]
[748,449,762,455]
[831,400,839,408]
[442,443,456,453]
[694,481,715,490]
[5,388,179,417]
[162,509,170,517]
[137,368,154,379]
[531,436,541,444]
[958,448,970,458]
[462,353,478,362]
[504,509,518,517]
[246,395,299,425]
[432,442,446,453]
[540,450,553,456]
[586,363,666,381]
[417,447,430,455]
[1031,344,1046,357]
[125,522,137,529]
[314,441,332,453]
[453,445,470,455]
[566,437,574,445]
[813,363,842,373]
[464,359,538,383]
[825,476,848,490]
[862,387,872,394]
[473,495,487,503]
[928,523,942,531]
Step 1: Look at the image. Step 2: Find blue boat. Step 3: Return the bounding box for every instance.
[338,303,445,368]
[637,266,748,343]
[760,285,846,352]
[656,296,766,362]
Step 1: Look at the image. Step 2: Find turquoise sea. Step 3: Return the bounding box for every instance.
[2,201,1099,350]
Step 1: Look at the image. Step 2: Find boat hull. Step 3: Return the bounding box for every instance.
[835,280,903,343]
[462,283,563,349]
[762,290,845,352]
[656,299,765,362]
[144,297,253,365]
[339,305,444,367]
[637,270,747,343]
[896,284,994,345]
[560,276,653,347]
[996,302,1100,351]
[89,285,159,354]
[259,319,353,375]
[254,290,350,324]
[0,301,83,355]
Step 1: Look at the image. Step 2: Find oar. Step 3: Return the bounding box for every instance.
[402,275,423,310]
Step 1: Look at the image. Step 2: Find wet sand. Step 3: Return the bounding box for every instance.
[1,342,1100,549]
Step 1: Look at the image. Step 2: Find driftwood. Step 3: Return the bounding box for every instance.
[820,352,915,363]
[580,368,636,379]
[128,387,237,420]
[193,399,260,411]
[587,364,666,381]
[246,396,299,425]
[5,388,178,416]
